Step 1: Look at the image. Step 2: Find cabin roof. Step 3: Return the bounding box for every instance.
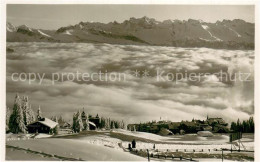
[28,118,58,129]
[89,121,96,127]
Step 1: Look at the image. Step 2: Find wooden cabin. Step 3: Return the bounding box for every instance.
[27,118,58,134]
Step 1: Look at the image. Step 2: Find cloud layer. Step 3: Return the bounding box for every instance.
[6,42,254,123]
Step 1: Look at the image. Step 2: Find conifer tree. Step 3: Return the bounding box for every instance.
[84,114,90,131]
[58,116,63,124]
[9,94,27,133]
[111,121,115,129]
[6,107,11,132]
[37,106,42,120]
[105,118,110,130]
[72,110,84,133]
[100,117,106,129]
[22,96,35,125]
[72,113,77,132]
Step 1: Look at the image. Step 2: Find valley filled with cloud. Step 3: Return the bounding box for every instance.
[6,42,254,123]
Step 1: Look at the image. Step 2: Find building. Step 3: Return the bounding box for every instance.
[127,115,229,135]
[89,121,97,130]
[89,114,101,128]
[81,109,101,130]
[206,116,229,133]
[206,117,228,126]
[27,118,58,134]
[59,122,71,129]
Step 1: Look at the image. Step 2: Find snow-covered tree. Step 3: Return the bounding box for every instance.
[111,121,115,129]
[37,106,42,120]
[53,116,58,122]
[72,110,84,133]
[77,111,84,131]
[29,105,35,121]
[21,96,35,125]
[122,121,127,130]
[72,113,77,132]
[84,114,90,131]
[118,120,125,129]
[9,94,27,133]
[100,117,106,129]
[105,118,110,130]
[58,116,63,124]
[6,107,11,132]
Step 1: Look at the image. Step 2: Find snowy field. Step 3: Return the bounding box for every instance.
[6,137,145,161]
[68,129,254,152]
[6,130,254,161]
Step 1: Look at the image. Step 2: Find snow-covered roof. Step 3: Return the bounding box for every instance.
[39,118,58,128]
[89,121,96,127]
[28,118,58,129]
[197,131,213,137]
[158,128,173,136]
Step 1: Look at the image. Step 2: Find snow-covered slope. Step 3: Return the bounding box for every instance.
[7,138,145,161]
[38,30,51,37]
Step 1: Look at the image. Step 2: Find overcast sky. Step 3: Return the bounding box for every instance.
[7,5,254,30]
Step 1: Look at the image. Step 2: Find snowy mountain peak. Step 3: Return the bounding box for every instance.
[18,25,33,32]
[6,22,17,32]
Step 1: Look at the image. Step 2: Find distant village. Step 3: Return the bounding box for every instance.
[6,94,254,135]
[128,116,229,136]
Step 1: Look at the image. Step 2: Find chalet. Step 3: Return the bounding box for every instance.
[89,114,101,128]
[81,109,100,130]
[27,118,58,134]
[59,122,71,129]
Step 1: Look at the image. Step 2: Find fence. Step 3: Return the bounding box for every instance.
[130,148,254,162]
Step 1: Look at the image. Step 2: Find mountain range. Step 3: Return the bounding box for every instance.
[7,17,254,50]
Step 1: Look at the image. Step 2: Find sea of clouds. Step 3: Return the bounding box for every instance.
[6,42,254,123]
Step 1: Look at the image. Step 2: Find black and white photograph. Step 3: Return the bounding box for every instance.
[1,2,259,161]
